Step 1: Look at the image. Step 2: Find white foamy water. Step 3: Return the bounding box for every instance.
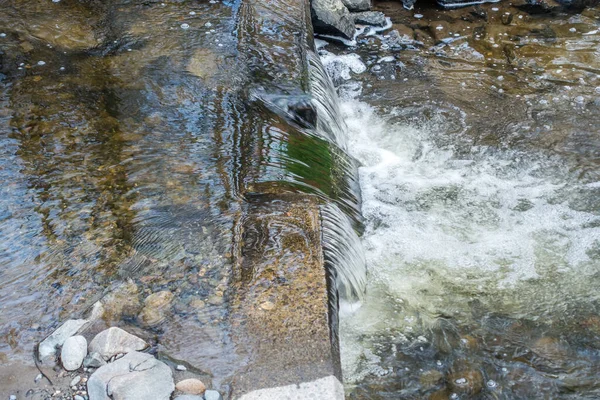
[338,96,600,384]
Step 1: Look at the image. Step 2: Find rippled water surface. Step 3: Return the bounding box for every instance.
[323,1,600,399]
[0,0,358,395]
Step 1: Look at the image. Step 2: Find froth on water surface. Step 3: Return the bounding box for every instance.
[339,96,600,398]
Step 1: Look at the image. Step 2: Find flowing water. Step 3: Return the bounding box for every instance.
[321,1,600,399]
[2,0,600,398]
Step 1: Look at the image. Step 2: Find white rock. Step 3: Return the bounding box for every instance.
[88,327,148,360]
[38,319,89,362]
[204,390,223,400]
[87,351,174,400]
[70,375,82,387]
[61,335,87,371]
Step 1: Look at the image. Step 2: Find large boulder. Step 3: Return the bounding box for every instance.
[342,0,372,11]
[87,351,174,400]
[88,327,148,360]
[38,319,89,363]
[311,0,356,40]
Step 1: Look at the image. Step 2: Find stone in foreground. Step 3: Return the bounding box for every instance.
[38,319,89,362]
[88,327,148,360]
[311,0,356,40]
[175,378,206,395]
[61,335,87,371]
[87,351,174,400]
[204,390,224,400]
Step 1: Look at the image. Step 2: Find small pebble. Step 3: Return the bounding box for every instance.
[487,380,498,388]
[204,390,223,400]
[70,376,81,387]
[205,22,212,27]
[181,23,190,29]
[9,395,17,400]
[0,33,6,38]
[414,14,423,19]
[74,396,85,400]
[189,11,196,15]
[569,27,576,32]
[176,364,187,371]
[492,7,499,11]
[35,373,43,383]
[37,61,46,66]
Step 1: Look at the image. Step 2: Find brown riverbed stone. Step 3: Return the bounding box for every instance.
[175,378,207,395]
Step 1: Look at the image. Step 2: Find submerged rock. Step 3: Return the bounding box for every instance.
[61,335,87,371]
[139,290,174,326]
[311,0,356,40]
[342,0,372,11]
[447,363,484,395]
[352,11,387,26]
[87,351,174,400]
[175,378,206,395]
[88,327,148,360]
[38,319,89,363]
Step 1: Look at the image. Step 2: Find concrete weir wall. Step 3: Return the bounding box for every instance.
[230,0,347,398]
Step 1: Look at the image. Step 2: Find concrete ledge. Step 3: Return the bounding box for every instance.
[239,375,344,400]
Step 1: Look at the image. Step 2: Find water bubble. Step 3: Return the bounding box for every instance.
[180,23,190,30]
[492,7,499,11]
[450,393,459,399]
[455,378,467,385]
[436,360,443,366]
[189,11,196,15]
[205,22,212,27]
[414,14,423,19]
[502,367,508,372]
[436,26,444,31]
[487,380,498,388]
[0,33,6,38]
[37,61,46,66]
[59,66,65,71]
[569,27,577,33]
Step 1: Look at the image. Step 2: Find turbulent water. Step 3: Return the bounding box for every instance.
[323,2,600,399]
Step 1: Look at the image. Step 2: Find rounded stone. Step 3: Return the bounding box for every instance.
[204,390,223,400]
[447,364,483,395]
[420,369,443,388]
[175,378,206,395]
[61,335,87,371]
